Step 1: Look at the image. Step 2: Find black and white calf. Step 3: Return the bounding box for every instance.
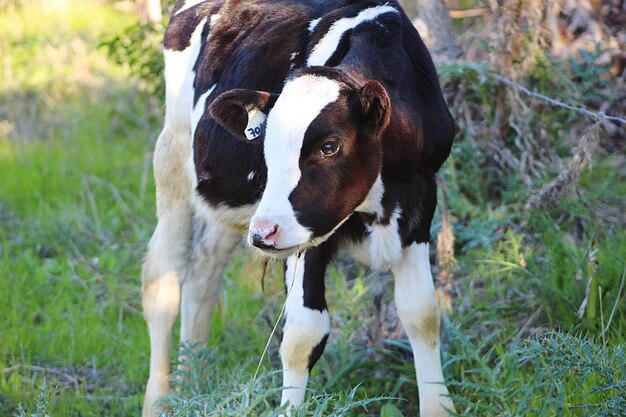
[141,0,455,416]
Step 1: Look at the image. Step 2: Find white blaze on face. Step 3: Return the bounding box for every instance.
[249,75,342,249]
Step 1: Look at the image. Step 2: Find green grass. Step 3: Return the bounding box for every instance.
[0,2,153,415]
[2,1,625,416]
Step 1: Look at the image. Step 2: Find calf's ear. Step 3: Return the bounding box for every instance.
[209,89,278,141]
[358,80,391,140]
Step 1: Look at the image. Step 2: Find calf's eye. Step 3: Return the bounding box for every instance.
[320,140,340,158]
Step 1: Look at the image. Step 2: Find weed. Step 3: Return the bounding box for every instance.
[162,343,389,417]
[445,327,626,417]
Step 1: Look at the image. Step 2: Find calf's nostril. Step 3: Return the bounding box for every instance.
[265,224,279,239]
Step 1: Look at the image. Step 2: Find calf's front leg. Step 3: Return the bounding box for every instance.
[392,242,454,417]
[280,247,331,410]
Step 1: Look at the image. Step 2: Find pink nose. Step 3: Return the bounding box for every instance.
[249,222,279,249]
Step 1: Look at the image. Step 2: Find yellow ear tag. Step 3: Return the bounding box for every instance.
[245,107,267,140]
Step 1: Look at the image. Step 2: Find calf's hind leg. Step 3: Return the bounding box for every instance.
[142,126,193,417]
[180,218,239,344]
[392,242,454,417]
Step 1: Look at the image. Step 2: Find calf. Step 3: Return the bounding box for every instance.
[141,0,455,416]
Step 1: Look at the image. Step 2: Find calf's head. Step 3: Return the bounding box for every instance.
[210,70,391,257]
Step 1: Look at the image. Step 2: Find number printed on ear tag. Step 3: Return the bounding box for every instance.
[245,107,267,140]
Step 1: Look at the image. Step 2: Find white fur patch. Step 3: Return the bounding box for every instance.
[163,17,207,133]
[392,242,435,310]
[356,174,384,217]
[308,17,322,32]
[210,13,221,26]
[250,75,342,250]
[307,5,398,66]
[187,83,214,188]
[190,84,216,142]
[366,205,403,270]
[391,242,453,416]
[174,0,206,16]
[289,51,300,69]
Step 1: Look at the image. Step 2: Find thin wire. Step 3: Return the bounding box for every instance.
[489,73,626,125]
[253,249,300,380]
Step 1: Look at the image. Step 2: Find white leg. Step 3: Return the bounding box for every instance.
[142,14,208,414]
[280,249,330,410]
[142,127,193,417]
[180,218,239,343]
[392,242,454,417]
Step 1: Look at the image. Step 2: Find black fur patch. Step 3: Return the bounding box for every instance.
[301,246,332,312]
[307,333,329,372]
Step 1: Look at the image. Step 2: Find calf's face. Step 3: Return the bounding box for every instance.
[210,73,391,257]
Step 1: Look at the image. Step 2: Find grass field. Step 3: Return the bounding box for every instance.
[1,1,624,416]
